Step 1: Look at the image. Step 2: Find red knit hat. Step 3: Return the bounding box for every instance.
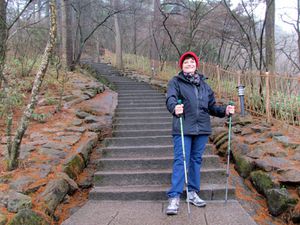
[178,51,199,69]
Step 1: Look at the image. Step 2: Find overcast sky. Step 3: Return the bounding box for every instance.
[230,0,298,33]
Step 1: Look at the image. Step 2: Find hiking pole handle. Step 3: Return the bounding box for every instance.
[227,101,235,117]
[177,99,184,117]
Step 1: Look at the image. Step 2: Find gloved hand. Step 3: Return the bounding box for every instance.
[175,104,184,116]
[226,105,235,116]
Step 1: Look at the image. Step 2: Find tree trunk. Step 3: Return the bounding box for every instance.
[0,0,7,79]
[61,0,74,70]
[7,0,57,171]
[265,0,275,74]
[297,0,300,65]
[112,0,123,70]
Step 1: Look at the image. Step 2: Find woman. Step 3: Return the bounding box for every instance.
[165,51,234,215]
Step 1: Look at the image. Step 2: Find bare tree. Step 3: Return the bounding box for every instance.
[112,0,123,69]
[7,0,57,170]
[265,0,275,74]
[281,0,300,68]
[61,0,74,70]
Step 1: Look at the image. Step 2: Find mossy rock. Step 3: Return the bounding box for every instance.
[63,154,85,179]
[234,154,254,178]
[215,134,228,149]
[213,132,227,145]
[216,141,228,157]
[266,188,298,216]
[8,209,50,225]
[250,170,275,196]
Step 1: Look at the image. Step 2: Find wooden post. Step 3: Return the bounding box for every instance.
[265,72,271,123]
[216,65,221,99]
[202,62,205,74]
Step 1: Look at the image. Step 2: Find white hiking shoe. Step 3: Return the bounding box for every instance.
[166,197,180,215]
[187,191,206,207]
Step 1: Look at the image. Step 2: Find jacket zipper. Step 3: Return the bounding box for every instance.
[194,85,199,133]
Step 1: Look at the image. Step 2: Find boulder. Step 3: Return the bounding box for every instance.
[19,144,35,160]
[233,114,253,126]
[62,154,85,179]
[75,110,91,119]
[209,127,227,142]
[53,134,81,146]
[247,142,287,159]
[57,172,78,194]
[234,154,254,178]
[255,157,293,172]
[250,170,275,196]
[0,191,8,207]
[251,125,271,133]
[244,137,259,145]
[212,131,227,145]
[278,169,300,184]
[10,176,36,193]
[65,126,86,133]
[75,132,98,164]
[231,140,251,156]
[42,142,71,151]
[215,134,228,149]
[7,191,32,213]
[38,178,69,215]
[71,119,83,126]
[8,209,50,225]
[240,127,254,136]
[266,188,297,216]
[273,136,299,149]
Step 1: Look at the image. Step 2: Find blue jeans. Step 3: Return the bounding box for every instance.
[167,135,209,198]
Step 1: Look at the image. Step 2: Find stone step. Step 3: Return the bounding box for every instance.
[116,90,161,94]
[96,155,221,170]
[117,92,164,96]
[104,136,172,146]
[117,99,164,104]
[93,169,227,186]
[118,95,165,100]
[98,144,215,158]
[115,111,170,118]
[114,117,171,124]
[89,184,235,201]
[116,86,155,90]
[116,106,167,113]
[113,122,171,131]
[117,102,166,108]
[112,129,171,137]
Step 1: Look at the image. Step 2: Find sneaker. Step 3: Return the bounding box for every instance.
[187,191,206,207]
[166,197,180,215]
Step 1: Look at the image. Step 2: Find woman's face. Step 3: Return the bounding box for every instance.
[182,57,196,74]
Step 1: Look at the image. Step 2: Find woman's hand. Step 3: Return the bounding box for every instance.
[175,104,184,116]
[226,105,235,116]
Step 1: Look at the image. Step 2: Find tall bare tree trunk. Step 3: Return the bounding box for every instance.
[0,0,7,82]
[297,0,300,65]
[112,0,123,70]
[265,0,275,74]
[7,0,57,171]
[61,0,73,70]
[150,0,160,60]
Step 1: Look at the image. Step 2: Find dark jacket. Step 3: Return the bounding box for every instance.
[166,71,226,135]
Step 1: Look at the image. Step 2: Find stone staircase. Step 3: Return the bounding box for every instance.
[88,63,235,203]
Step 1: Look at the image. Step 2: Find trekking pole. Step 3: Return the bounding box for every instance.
[177,99,191,216]
[225,101,234,204]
